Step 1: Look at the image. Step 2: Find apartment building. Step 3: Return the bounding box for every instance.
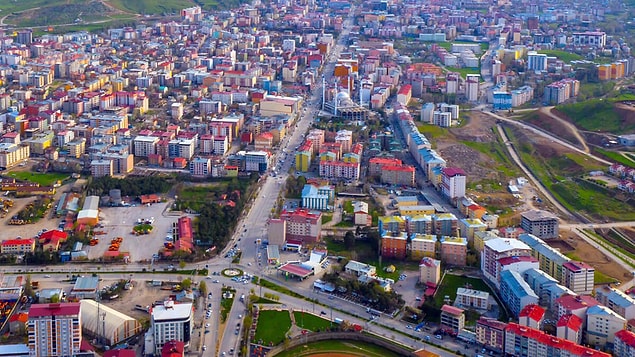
[504,323,610,357]
[557,314,583,344]
[380,164,415,186]
[28,303,82,357]
[481,238,532,285]
[562,261,594,295]
[440,304,465,334]
[518,304,545,330]
[0,143,30,169]
[279,209,322,244]
[439,236,467,266]
[419,257,441,285]
[499,270,539,318]
[441,167,466,200]
[381,233,408,259]
[410,234,437,259]
[594,286,635,320]
[614,329,635,357]
[518,233,570,282]
[475,317,507,353]
[1,238,35,254]
[585,305,627,348]
[520,210,559,239]
[150,301,193,355]
[455,288,489,310]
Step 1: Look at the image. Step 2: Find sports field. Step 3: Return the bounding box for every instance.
[272,340,402,357]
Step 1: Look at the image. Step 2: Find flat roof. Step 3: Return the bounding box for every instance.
[151,302,192,321]
[73,276,99,291]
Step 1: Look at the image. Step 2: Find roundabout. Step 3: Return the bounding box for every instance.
[221,268,243,277]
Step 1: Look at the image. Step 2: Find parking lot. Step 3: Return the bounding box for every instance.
[87,202,179,262]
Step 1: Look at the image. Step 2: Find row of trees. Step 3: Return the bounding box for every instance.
[87,175,174,197]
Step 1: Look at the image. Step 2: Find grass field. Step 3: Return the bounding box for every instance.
[595,148,635,168]
[556,99,635,133]
[7,172,69,186]
[536,50,583,63]
[293,311,332,332]
[433,274,493,307]
[273,339,403,357]
[446,66,481,79]
[253,310,292,346]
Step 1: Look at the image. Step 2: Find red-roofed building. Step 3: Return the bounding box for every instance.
[39,230,68,252]
[555,294,599,320]
[140,194,161,204]
[104,350,136,357]
[504,323,610,357]
[279,209,322,244]
[254,132,274,150]
[441,167,466,200]
[556,314,583,344]
[476,317,507,352]
[397,84,412,105]
[28,303,82,357]
[381,164,416,186]
[278,263,313,279]
[519,304,545,329]
[440,304,464,334]
[1,238,35,254]
[615,329,635,357]
[161,340,185,357]
[175,217,193,252]
[368,157,402,176]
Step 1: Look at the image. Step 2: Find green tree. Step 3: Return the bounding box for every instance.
[50,294,60,303]
[181,278,192,290]
[179,261,186,269]
[199,281,207,296]
[24,275,34,298]
[344,231,355,249]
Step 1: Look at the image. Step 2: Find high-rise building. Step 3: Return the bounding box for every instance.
[28,303,82,357]
[149,301,193,355]
[520,210,559,239]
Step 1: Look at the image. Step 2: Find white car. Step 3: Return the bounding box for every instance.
[205,323,210,328]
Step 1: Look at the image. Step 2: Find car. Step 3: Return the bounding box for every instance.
[202,345,207,351]
[406,325,413,329]
[44,275,51,278]
[213,280,220,283]
[435,335,443,340]
[205,330,210,334]
[208,303,212,308]
[205,323,210,328]
[320,311,326,315]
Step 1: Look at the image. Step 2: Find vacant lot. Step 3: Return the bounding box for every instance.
[555,231,631,283]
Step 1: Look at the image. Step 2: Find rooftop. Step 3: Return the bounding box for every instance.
[29,302,81,318]
[151,302,192,321]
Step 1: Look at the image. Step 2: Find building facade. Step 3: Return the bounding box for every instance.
[28,303,82,357]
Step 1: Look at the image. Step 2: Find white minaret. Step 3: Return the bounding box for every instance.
[321,75,325,111]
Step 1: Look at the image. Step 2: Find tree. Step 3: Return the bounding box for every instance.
[199,281,207,296]
[24,275,34,299]
[344,231,355,249]
[179,261,186,269]
[50,294,60,303]
[181,278,192,290]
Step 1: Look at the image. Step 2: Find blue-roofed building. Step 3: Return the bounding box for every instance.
[301,184,333,211]
[500,270,539,318]
[586,305,627,348]
[421,148,446,178]
[518,233,570,282]
[595,286,635,320]
[523,268,573,310]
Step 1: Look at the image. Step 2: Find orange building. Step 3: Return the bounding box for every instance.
[381,233,408,259]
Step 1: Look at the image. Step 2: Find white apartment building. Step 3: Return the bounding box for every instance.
[586,305,627,348]
[455,288,489,310]
[150,301,193,354]
[133,135,159,157]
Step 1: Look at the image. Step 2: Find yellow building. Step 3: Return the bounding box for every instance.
[295,141,313,172]
[399,205,435,216]
[24,132,53,155]
[67,139,86,158]
[0,143,30,169]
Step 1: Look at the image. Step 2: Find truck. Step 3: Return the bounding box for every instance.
[333,318,343,325]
